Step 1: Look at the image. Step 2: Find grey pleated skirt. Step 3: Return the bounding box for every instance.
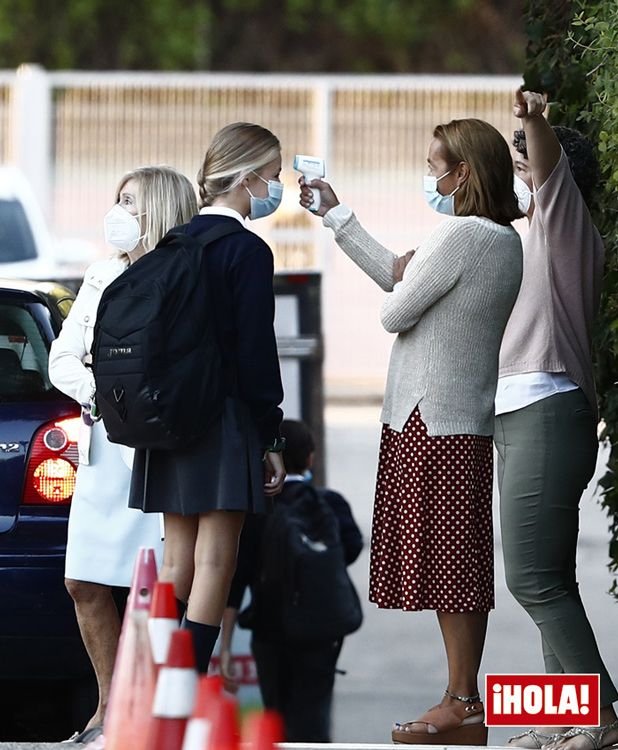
[128,397,270,515]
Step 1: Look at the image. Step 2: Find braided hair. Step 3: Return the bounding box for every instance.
[197,123,280,208]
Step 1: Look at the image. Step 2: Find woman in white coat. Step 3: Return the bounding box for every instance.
[48,165,197,743]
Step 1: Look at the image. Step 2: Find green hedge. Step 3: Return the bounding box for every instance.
[525,0,618,594]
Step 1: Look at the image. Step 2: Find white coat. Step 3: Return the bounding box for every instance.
[48,257,163,586]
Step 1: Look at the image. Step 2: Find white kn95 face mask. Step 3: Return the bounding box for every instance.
[103,204,145,252]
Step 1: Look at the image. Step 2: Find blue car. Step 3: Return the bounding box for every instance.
[0,280,96,741]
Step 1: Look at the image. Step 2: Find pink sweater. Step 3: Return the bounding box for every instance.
[498,149,605,415]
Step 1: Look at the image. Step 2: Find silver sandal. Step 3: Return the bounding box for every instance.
[507,729,566,748]
[557,720,618,750]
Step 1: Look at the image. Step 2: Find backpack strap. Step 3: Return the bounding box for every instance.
[283,481,320,503]
[281,483,333,515]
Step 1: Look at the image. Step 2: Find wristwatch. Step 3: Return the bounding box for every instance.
[264,437,286,453]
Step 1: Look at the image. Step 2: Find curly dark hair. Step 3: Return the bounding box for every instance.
[513,126,600,208]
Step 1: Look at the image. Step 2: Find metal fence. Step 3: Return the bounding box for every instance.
[1,66,522,392]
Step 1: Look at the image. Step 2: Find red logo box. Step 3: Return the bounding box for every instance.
[485,674,600,727]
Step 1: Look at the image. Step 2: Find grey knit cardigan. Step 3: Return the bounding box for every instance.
[323,205,523,436]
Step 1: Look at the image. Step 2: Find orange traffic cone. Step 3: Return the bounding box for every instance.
[244,710,285,750]
[149,581,180,670]
[104,547,158,750]
[146,628,198,750]
[181,675,223,750]
[206,692,240,750]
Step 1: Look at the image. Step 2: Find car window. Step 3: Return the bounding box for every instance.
[0,199,38,263]
[0,302,58,401]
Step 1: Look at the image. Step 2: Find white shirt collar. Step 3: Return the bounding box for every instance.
[199,206,246,225]
[284,474,305,483]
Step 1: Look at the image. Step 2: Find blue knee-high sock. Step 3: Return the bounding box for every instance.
[182,618,220,674]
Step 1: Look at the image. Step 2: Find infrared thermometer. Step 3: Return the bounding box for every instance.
[294,155,325,212]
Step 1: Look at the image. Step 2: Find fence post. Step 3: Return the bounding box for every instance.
[8,64,52,220]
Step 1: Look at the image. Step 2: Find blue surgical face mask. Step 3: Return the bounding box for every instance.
[245,172,283,220]
[422,170,460,215]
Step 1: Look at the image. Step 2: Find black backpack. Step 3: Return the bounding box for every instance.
[240,483,363,644]
[91,222,246,451]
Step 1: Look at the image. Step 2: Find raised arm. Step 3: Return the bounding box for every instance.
[514,88,562,190]
[299,177,396,291]
[323,205,397,291]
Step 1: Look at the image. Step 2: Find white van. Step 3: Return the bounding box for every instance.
[0,166,93,283]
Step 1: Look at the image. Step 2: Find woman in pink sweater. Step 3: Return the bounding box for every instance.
[496,89,617,750]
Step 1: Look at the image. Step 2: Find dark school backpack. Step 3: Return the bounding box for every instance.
[241,483,363,644]
[91,222,247,451]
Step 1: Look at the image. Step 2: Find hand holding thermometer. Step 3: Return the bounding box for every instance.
[294,155,325,212]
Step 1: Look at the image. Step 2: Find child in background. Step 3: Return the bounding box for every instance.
[221,419,363,742]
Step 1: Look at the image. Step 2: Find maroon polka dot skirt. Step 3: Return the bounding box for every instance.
[369,407,494,613]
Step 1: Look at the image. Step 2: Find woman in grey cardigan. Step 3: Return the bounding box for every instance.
[300,118,523,745]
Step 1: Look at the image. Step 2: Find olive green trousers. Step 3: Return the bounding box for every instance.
[495,389,617,707]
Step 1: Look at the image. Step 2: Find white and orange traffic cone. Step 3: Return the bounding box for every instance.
[104,547,158,750]
[244,710,285,750]
[125,546,158,613]
[146,628,198,750]
[181,674,224,750]
[149,580,179,672]
[206,692,240,750]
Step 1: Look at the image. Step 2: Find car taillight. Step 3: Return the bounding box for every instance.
[22,416,81,505]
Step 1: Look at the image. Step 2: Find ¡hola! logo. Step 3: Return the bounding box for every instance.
[485,674,600,727]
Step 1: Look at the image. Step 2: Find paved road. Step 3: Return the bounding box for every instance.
[5,403,615,748]
[326,404,618,746]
